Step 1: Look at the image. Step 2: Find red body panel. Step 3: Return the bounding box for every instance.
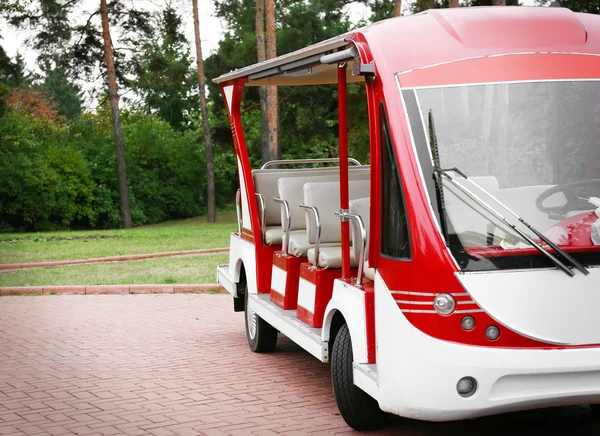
[270,252,305,309]
[297,265,345,328]
[221,8,600,351]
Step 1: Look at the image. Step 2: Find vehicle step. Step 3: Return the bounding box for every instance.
[250,294,328,362]
[217,264,236,295]
[353,362,379,400]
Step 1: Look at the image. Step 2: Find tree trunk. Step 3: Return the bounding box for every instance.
[100,0,132,229]
[265,0,279,161]
[256,0,270,164]
[448,0,459,7]
[192,0,216,223]
[492,0,506,4]
[393,0,402,17]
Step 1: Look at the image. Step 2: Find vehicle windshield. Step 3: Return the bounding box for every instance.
[403,80,600,272]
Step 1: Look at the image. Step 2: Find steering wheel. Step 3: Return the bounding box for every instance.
[535,179,600,217]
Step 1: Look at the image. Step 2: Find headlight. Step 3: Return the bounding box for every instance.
[433,293,455,316]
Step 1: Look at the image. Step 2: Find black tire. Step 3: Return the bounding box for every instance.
[244,287,277,353]
[591,404,600,420]
[331,323,389,430]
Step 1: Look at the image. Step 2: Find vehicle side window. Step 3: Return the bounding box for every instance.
[380,103,411,259]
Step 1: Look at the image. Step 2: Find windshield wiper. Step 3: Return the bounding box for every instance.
[428,110,449,246]
[426,111,587,277]
[439,167,589,277]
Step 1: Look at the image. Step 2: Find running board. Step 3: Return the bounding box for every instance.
[248,294,329,362]
[217,264,236,296]
[353,363,379,400]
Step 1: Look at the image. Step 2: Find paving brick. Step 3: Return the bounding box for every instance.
[0,294,598,436]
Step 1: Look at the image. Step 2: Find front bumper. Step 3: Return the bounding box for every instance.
[374,274,600,421]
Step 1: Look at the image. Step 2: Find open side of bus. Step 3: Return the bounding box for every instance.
[214,7,600,430]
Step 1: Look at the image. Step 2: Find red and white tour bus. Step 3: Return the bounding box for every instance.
[214,6,600,430]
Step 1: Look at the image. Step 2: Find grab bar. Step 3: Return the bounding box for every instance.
[335,210,367,289]
[261,157,361,169]
[299,204,321,270]
[273,197,291,256]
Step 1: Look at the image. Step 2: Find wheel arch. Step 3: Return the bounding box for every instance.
[323,295,369,364]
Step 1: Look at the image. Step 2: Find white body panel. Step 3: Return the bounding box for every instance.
[297,278,316,312]
[270,265,287,296]
[458,267,600,345]
[221,234,257,298]
[374,272,600,421]
[322,280,369,363]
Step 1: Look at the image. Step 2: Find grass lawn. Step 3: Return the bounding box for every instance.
[0,211,237,265]
[0,253,229,287]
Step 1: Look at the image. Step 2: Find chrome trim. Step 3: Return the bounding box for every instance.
[299,204,321,269]
[400,309,437,314]
[394,300,432,305]
[335,210,367,289]
[273,197,290,256]
[390,290,436,296]
[255,193,266,244]
[261,157,361,169]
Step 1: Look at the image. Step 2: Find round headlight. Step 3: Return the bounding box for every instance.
[433,293,456,316]
[486,325,500,341]
[461,315,475,331]
[457,376,477,397]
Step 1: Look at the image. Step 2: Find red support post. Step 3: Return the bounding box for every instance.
[338,64,351,279]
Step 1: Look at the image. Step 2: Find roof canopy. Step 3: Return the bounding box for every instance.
[213,36,364,86]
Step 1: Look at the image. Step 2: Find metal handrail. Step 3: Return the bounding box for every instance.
[235,189,242,233]
[261,157,361,169]
[255,193,266,244]
[335,210,367,288]
[273,197,291,256]
[299,204,321,270]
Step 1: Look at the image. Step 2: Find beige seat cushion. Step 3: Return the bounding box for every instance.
[307,246,358,269]
[284,230,338,257]
[284,230,312,257]
[264,226,283,245]
[364,260,375,280]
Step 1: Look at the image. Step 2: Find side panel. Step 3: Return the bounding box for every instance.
[227,234,259,296]
[322,280,369,363]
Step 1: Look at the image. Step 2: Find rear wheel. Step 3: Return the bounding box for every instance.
[244,287,277,352]
[591,404,600,420]
[331,323,388,430]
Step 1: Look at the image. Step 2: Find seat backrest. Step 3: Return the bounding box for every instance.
[349,197,370,262]
[253,166,370,227]
[304,180,371,244]
[278,169,370,231]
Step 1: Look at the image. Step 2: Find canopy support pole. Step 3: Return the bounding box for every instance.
[338,63,351,280]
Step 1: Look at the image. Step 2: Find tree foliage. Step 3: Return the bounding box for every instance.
[536,0,599,13]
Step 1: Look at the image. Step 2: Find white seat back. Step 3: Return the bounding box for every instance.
[278,170,370,231]
[303,180,370,244]
[253,166,370,228]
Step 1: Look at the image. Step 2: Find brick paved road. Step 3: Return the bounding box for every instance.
[0,295,598,436]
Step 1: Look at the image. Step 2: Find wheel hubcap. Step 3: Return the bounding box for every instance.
[246,302,257,340]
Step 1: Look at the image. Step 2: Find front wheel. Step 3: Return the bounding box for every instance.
[331,323,388,430]
[244,287,277,352]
